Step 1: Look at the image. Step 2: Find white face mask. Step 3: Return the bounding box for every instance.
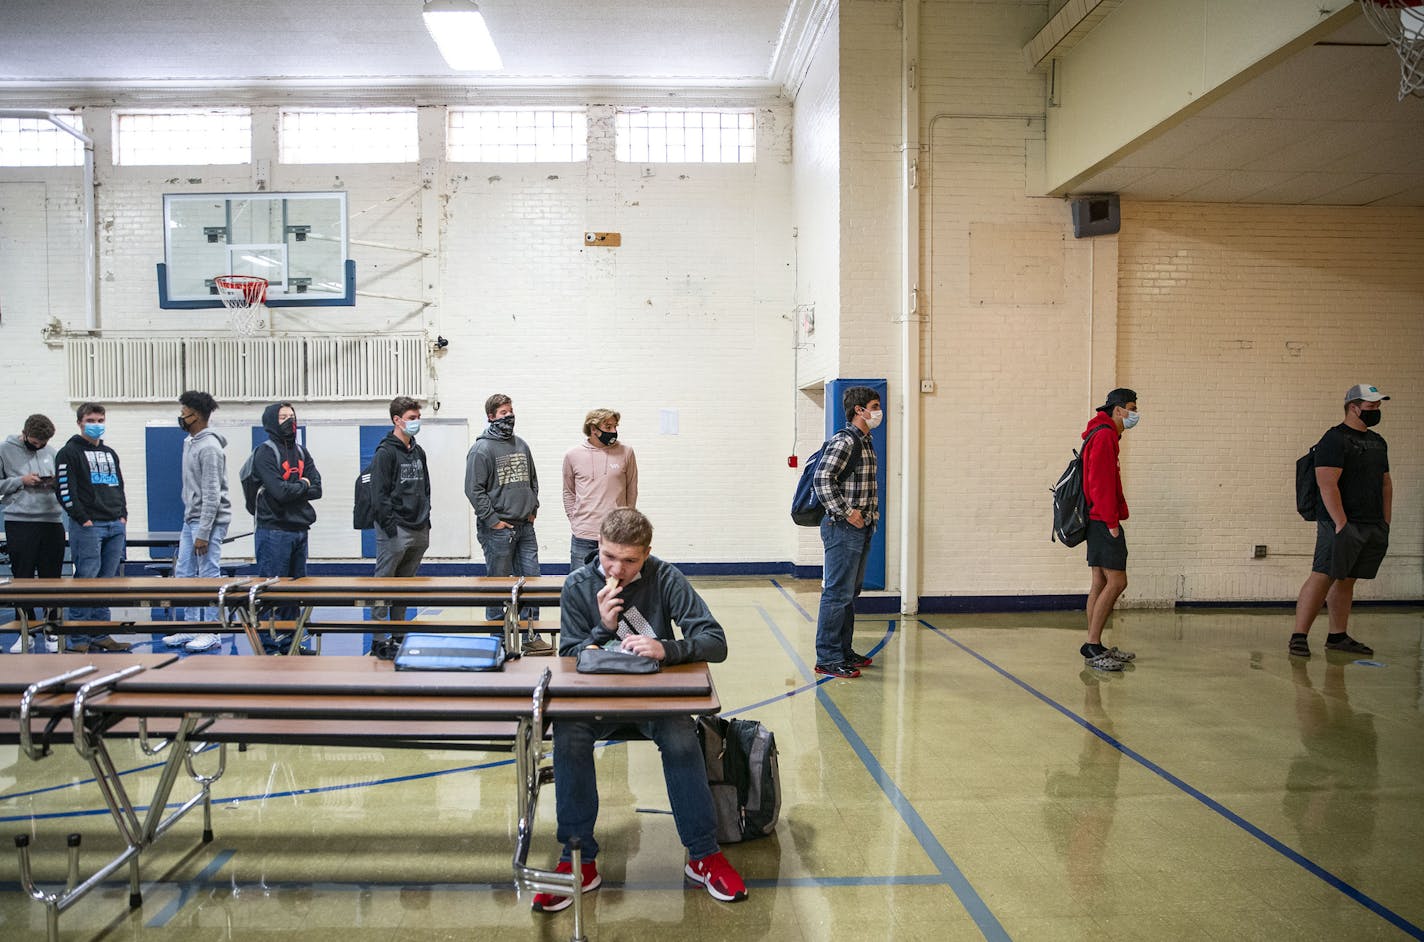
[865,409,883,430]
[1121,410,1140,430]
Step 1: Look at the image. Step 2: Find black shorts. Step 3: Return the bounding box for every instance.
[1085,520,1128,571]
[1312,520,1389,580]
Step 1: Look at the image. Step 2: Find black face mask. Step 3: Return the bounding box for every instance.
[279,418,297,439]
[22,437,40,452]
[177,415,192,432]
[597,430,618,446]
[1359,408,1382,428]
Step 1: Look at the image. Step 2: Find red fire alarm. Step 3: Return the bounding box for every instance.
[787,455,798,468]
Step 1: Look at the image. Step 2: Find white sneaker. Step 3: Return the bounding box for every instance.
[9,637,53,654]
[184,634,221,652]
[163,632,198,647]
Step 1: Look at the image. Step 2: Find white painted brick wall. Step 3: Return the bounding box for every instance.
[0,99,796,564]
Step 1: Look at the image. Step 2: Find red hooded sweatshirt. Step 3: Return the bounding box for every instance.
[1082,411,1128,529]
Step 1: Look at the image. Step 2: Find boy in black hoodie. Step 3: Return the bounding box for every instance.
[53,402,131,652]
[369,396,431,655]
[251,402,322,653]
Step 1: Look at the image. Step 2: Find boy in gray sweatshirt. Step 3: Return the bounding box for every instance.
[165,391,232,649]
[1,414,65,647]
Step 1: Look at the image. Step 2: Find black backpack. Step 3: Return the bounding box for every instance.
[352,461,376,530]
[790,433,862,527]
[1295,446,1320,521]
[238,440,281,516]
[1050,425,1109,546]
[696,715,780,843]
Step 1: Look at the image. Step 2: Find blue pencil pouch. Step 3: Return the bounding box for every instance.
[394,634,507,672]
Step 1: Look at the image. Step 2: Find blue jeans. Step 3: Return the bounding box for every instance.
[570,536,599,572]
[814,518,873,666]
[476,521,540,621]
[66,517,126,640]
[553,716,719,862]
[175,520,228,621]
[256,528,308,650]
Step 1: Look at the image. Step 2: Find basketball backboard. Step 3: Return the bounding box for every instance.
[157,191,354,308]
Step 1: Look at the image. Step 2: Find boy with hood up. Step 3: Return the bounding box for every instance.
[161,390,231,652]
[2,414,64,650]
[251,401,322,654]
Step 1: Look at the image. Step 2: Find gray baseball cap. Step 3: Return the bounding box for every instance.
[1344,384,1389,404]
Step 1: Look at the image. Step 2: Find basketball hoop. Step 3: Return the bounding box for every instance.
[214,274,268,336]
[1359,0,1424,100]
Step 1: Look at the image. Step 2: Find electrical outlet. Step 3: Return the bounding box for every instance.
[920,379,935,393]
[1253,545,1268,559]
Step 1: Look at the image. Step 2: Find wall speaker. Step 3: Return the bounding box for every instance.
[1070,194,1120,238]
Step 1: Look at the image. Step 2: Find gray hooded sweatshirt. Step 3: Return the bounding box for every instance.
[181,428,232,542]
[0,434,62,523]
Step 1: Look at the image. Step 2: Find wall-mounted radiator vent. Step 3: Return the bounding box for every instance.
[66,335,427,403]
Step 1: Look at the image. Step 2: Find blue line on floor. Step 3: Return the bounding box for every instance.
[145,849,235,927]
[758,607,1010,942]
[924,620,1424,941]
[768,577,815,622]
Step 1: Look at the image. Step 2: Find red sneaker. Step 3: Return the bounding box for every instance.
[684,851,748,902]
[530,858,601,912]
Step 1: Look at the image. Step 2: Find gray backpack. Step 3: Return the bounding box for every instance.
[696,715,780,843]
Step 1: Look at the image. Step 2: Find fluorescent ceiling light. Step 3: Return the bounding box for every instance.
[423,0,503,71]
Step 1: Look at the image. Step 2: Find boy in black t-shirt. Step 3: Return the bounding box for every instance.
[1289,384,1393,658]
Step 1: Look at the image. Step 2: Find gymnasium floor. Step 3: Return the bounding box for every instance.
[3,577,1423,941]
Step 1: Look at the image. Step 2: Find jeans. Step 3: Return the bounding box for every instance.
[175,520,228,621]
[553,715,719,862]
[67,517,126,641]
[814,518,873,667]
[5,520,65,621]
[256,528,308,651]
[476,520,540,621]
[373,524,430,622]
[570,536,599,572]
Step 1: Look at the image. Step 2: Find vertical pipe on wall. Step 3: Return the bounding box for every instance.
[899,0,922,616]
[0,109,97,331]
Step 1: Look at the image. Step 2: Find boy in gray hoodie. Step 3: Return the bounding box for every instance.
[1,414,64,647]
[164,391,232,650]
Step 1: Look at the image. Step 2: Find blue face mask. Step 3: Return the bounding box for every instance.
[1122,411,1140,430]
[84,423,105,439]
[404,418,421,436]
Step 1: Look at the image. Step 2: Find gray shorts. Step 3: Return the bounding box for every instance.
[1312,520,1388,580]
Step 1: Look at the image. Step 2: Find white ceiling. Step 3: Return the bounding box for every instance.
[2,1,1421,205]
[0,0,796,88]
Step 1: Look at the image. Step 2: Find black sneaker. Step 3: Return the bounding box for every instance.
[1288,634,1311,658]
[815,662,861,679]
[847,651,874,669]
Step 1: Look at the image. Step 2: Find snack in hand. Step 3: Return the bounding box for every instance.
[605,575,620,591]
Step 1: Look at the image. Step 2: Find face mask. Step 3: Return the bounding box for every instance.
[597,429,618,446]
[177,415,192,432]
[279,418,297,438]
[1122,411,1140,430]
[1359,408,1381,428]
[404,418,422,436]
[864,409,883,430]
[84,423,105,440]
[22,437,40,452]
[495,415,516,432]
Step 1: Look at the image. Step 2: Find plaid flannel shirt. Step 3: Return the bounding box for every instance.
[813,426,877,527]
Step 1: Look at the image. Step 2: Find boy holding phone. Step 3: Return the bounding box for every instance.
[1,414,66,645]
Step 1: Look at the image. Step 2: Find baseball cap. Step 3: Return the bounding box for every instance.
[1344,384,1389,404]
[1097,387,1138,412]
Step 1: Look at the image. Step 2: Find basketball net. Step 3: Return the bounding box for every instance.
[1359,0,1424,100]
[214,275,269,337]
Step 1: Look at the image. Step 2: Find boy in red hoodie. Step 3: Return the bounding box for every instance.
[1081,388,1139,672]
